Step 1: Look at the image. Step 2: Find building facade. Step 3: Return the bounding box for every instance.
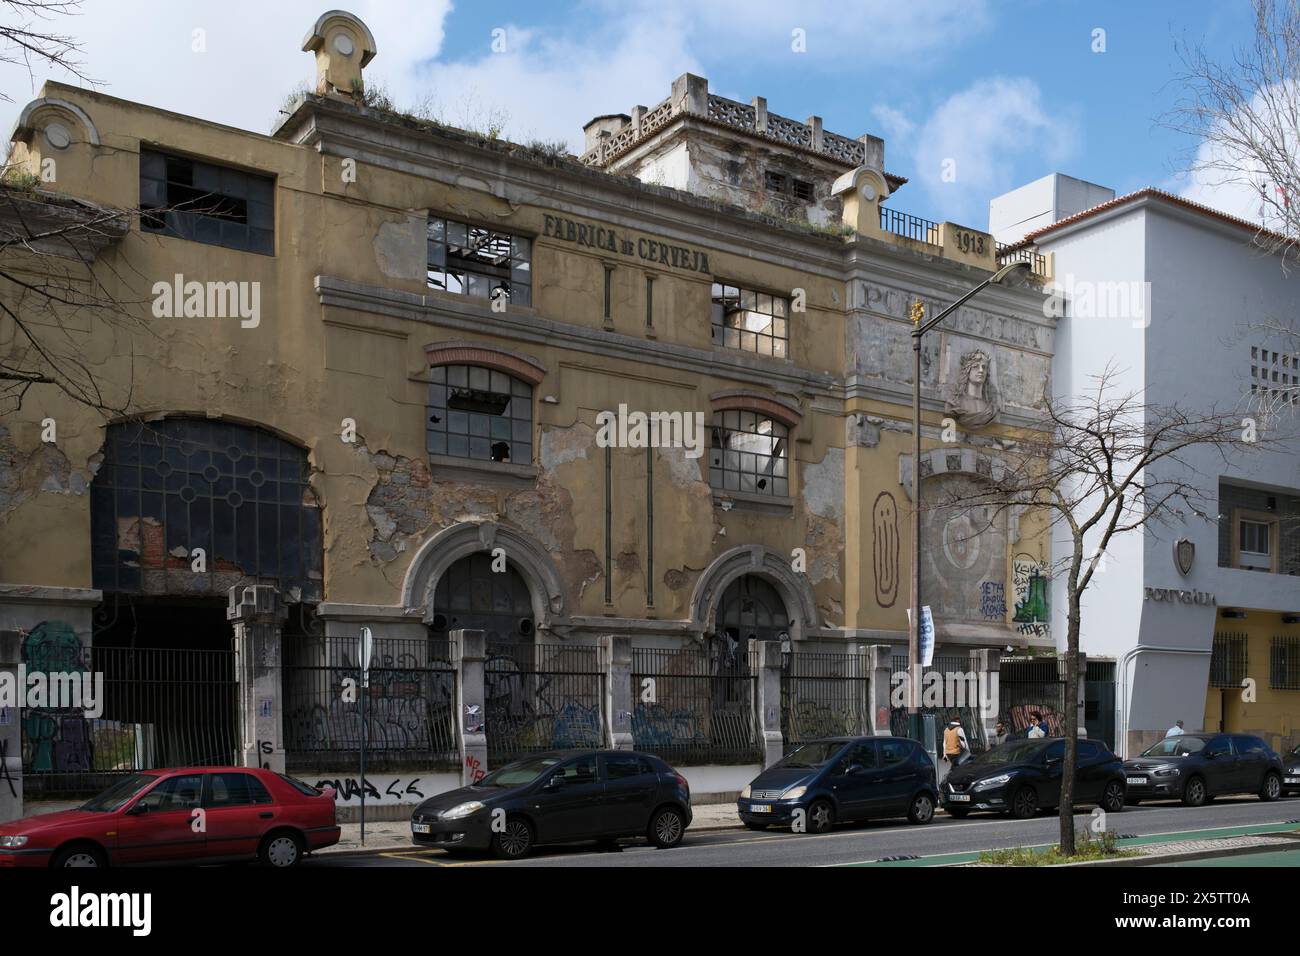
[998,175,1300,757]
[0,11,1055,817]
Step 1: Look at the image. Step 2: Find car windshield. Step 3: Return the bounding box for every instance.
[1141,737,1207,757]
[475,756,566,788]
[776,742,846,769]
[79,773,159,812]
[971,741,1046,765]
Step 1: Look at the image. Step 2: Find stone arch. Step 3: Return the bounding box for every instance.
[708,388,802,427]
[401,520,567,632]
[900,446,1024,543]
[690,544,820,641]
[11,97,101,148]
[425,341,547,385]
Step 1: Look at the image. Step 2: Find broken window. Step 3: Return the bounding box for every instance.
[792,178,815,201]
[764,170,788,193]
[90,418,322,600]
[139,149,274,255]
[711,282,789,357]
[427,364,532,464]
[709,410,789,497]
[427,217,532,306]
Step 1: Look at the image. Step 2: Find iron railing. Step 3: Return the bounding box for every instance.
[996,242,1048,276]
[1210,632,1249,688]
[780,651,871,749]
[998,656,1068,738]
[889,653,987,749]
[879,206,940,245]
[631,645,760,764]
[1271,636,1300,690]
[485,642,605,764]
[21,645,239,798]
[281,635,458,773]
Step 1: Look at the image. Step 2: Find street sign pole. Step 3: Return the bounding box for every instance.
[358,626,373,846]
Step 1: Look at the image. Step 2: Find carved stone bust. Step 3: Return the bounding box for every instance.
[944,349,999,429]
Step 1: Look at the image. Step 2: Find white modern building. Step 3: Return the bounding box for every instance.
[994,175,1300,756]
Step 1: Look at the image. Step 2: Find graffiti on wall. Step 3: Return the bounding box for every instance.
[311,775,428,805]
[1012,554,1050,639]
[872,491,899,608]
[484,651,603,752]
[979,581,1007,620]
[20,621,92,773]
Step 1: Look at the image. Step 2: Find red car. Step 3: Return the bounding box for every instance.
[0,767,340,868]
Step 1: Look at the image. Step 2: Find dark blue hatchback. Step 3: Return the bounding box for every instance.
[737,736,937,833]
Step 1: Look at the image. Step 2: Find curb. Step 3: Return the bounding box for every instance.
[313,816,745,859]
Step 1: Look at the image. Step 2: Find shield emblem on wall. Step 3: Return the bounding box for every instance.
[1175,539,1195,576]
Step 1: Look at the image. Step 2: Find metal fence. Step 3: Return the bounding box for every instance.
[630,645,760,764]
[780,651,871,749]
[998,656,1067,737]
[889,653,988,750]
[21,645,239,798]
[879,206,940,245]
[485,641,605,764]
[1271,636,1300,690]
[1211,632,1249,688]
[996,242,1048,276]
[281,635,458,773]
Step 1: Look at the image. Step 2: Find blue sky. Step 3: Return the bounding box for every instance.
[0,1,1260,229]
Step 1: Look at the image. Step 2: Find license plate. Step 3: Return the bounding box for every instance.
[1126,777,1146,786]
[947,793,971,802]
[412,823,431,834]
[750,804,772,813]
[1286,777,1300,785]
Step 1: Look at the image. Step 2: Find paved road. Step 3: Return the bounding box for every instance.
[306,794,1300,867]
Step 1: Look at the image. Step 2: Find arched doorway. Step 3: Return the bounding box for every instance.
[428,552,535,642]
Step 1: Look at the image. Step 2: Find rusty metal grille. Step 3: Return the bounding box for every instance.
[781,651,870,748]
[1210,632,1248,688]
[1271,636,1300,690]
[485,642,605,764]
[281,635,458,773]
[631,645,759,764]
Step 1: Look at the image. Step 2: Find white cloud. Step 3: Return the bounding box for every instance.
[879,77,1079,227]
[0,0,451,137]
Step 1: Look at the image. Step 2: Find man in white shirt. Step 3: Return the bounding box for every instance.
[1166,719,1185,737]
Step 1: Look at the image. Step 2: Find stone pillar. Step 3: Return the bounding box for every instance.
[227,585,287,772]
[452,629,488,785]
[602,634,634,751]
[751,96,768,133]
[867,644,895,736]
[806,115,824,152]
[969,648,1001,751]
[752,639,783,768]
[0,630,21,823]
[672,72,709,115]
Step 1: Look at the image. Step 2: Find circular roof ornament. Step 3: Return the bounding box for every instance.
[333,32,355,56]
[44,123,72,150]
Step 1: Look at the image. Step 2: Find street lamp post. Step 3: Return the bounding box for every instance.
[907,260,1031,738]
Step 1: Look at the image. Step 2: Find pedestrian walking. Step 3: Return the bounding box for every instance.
[943,718,971,766]
[992,721,1008,747]
[1027,711,1046,739]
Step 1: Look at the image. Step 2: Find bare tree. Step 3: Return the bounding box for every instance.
[933,367,1258,855]
[1165,0,1300,263]
[1,0,96,101]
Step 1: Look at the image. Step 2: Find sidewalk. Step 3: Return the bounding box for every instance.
[318,801,743,856]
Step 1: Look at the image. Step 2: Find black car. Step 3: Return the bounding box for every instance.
[1284,744,1300,795]
[736,736,937,833]
[410,750,692,859]
[1122,733,1284,806]
[941,737,1127,819]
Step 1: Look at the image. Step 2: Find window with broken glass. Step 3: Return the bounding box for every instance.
[427,364,533,464]
[711,283,789,358]
[139,149,275,255]
[709,410,789,497]
[427,217,532,306]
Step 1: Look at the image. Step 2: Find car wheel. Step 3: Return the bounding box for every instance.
[1260,771,1283,802]
[743,821,769,831]
[259,831,304,869]
[52,845,105,868]
[1101,781,1126,813]
[648,806,686,848]
[805,798,835,834]
[946,807,970,819]
[492,816,534,860]
[1182,776,1207,807]
[1010,786,1038,819]
[907,792,935,825]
